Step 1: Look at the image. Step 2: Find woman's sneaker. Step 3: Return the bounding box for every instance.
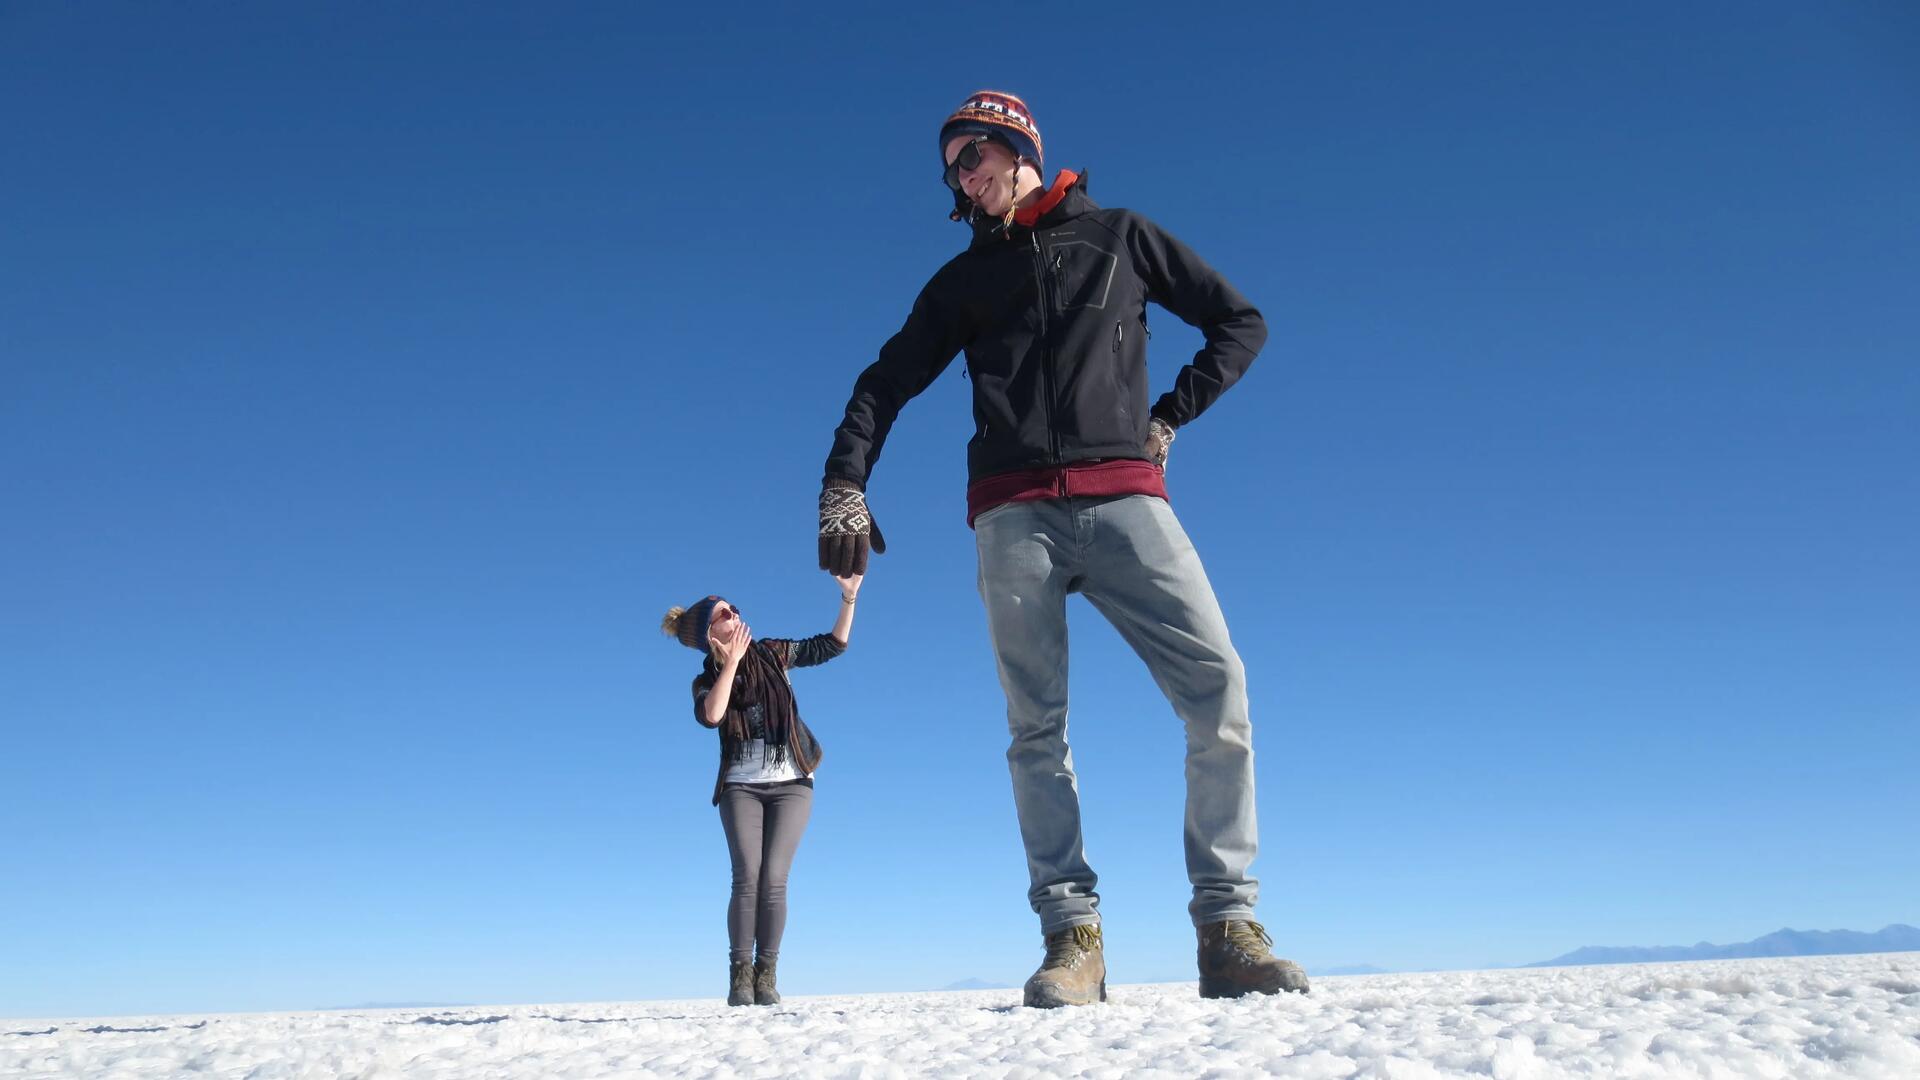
[727,960,754,1006]
[753,957,781,1005]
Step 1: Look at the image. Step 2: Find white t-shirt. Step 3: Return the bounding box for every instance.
[700,688,812,785]
[721,738,807,785]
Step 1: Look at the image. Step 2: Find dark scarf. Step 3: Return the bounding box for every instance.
[706,638,797,766]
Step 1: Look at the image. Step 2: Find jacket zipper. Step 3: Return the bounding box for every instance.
[1030,231,1061,464]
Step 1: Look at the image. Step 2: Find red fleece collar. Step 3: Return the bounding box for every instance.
[1013,170,1080,228]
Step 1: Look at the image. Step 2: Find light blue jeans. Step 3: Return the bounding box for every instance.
[974,493,1260,934]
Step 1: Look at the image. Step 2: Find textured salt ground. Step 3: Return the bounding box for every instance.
[6,952,1918,1078]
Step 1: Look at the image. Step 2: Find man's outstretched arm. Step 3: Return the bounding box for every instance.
[819,281,966,575]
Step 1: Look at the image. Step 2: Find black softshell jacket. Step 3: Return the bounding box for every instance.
[824,174,1266,488]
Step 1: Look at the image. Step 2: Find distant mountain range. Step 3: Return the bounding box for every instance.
[317,1001,474,1011]
[945,924,1920,988]
[939,978,1013,992]
[1527,924,1920,968]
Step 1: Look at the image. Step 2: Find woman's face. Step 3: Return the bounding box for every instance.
[707,601,742,650]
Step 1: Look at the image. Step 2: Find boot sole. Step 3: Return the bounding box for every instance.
[1199,974,1309,999]
[1023,979,1108,1008]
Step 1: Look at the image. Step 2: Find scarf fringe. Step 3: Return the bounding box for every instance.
[711,639,798,765]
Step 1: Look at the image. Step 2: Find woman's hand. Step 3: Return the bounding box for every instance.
[712,619,752,667]
[834,571,864,602]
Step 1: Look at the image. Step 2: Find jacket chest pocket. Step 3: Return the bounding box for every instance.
[1047,240,1119,312]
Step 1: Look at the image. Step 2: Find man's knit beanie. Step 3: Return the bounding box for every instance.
[938,90,1043,173]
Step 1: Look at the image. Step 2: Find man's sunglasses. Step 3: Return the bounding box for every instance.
[943,135,998,192]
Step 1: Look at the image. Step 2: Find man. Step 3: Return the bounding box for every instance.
[818,90,1308,1007]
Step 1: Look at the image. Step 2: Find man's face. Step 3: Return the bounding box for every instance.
[944,133,1019,217]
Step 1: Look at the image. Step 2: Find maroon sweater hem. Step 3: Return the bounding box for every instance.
[966,459,1168,527]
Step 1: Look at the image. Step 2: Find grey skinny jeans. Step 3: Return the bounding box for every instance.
[717,781,813,963]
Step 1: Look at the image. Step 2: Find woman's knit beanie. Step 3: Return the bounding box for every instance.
[668,595,726,652]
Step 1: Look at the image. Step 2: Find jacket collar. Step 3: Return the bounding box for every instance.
[1013,169,1081,227]
[967,170,1092,247]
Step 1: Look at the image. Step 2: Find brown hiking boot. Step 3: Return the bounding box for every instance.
[753,957,780,1006]
[727,960,754,1006]
[1197,920,1310,998]
[1023,923,1107,1008]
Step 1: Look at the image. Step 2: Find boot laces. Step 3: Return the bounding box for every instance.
[1224,920,1274,959]
[1042,924,1101,969]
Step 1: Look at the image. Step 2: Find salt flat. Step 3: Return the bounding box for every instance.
[6,952,1918,1078]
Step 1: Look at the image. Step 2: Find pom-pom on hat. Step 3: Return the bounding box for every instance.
[663,595,728,652]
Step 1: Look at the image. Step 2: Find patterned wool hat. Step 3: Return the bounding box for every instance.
[673,595,728,652]
[939,90,1043,173]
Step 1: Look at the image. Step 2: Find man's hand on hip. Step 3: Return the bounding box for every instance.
[1145,417,1177,472]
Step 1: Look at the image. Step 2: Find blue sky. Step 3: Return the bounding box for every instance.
[3,2,1915,1018]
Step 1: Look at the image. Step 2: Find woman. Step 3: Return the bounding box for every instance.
[660,573,861,1006]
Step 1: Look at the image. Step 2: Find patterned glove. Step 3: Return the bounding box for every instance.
[1144,416,1177,471]
[819,480,887,577]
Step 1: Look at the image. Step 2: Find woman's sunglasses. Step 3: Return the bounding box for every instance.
[943,135,997,193]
